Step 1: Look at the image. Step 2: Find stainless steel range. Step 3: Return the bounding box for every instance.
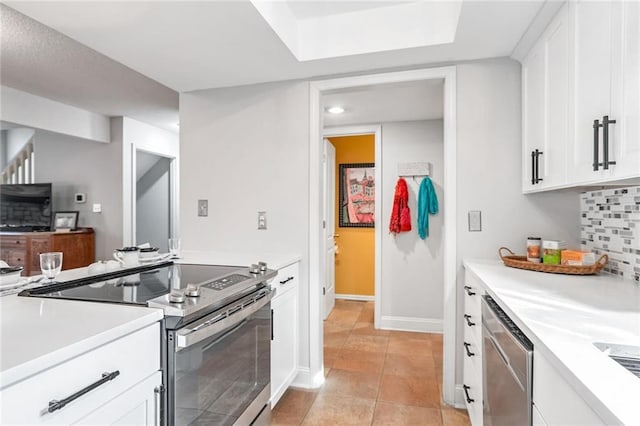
[20,261,277,426]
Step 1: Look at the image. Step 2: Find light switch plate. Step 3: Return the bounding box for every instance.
[258,211,267,230]
[468,210,482,232]
[198,200,208,217]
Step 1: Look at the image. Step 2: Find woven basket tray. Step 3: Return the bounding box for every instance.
[499,247,607,275]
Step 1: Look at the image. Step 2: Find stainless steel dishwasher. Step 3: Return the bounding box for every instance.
[482,295,533,426]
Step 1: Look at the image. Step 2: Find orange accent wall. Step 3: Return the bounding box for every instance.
[328,134,375,296]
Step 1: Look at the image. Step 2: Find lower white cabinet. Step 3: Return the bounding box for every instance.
[270,262,299,407]
[462,271,485,426]
[533,351,605,425]
[77,371,162,426]
[0,322,161,425]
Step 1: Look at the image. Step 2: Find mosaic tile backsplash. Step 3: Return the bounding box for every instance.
[581,186,640,283]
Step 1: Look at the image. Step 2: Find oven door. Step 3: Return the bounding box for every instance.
[167,290,272,426]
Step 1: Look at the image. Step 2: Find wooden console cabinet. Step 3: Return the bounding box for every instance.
[0,228,95,276]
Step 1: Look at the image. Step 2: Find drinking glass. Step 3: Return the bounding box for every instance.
[40,252,63,282]
[168,238,181,258]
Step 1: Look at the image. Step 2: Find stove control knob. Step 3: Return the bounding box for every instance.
[249,264,260,274]
[185,284,200,297]
[169,291,185,304]
[258,261,267,273]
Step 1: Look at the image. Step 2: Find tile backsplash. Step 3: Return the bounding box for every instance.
[581,186,640,283]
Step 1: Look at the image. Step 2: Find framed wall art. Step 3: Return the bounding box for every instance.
[339,163,375,228]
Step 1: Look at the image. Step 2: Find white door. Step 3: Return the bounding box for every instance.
[568,0,615,183]
[610,0,640,179]
[322,139,336,319]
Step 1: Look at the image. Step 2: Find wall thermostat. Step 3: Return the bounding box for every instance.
[75,193,86,204]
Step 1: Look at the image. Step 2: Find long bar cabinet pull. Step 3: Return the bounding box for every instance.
[463,314,476,327]
[44,370,120,414]
[593,119,602,171]
[531,150,536,185]
[463,384,475,403]
[463,285,476,296]
[463,342,475,357]
[535,149,543,183]
[602,115,616,170]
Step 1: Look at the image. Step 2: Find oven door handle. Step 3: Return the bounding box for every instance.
[175,290,272,351]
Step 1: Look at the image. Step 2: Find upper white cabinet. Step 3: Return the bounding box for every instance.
[522,3,569,191]
[522,0,640,193]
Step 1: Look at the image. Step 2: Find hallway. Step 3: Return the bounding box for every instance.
[271,300,470,425]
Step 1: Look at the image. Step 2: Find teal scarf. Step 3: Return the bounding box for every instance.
[417,177,439,239]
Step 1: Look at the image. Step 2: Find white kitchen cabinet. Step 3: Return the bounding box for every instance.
[461,271,484,426]
[533,350,605,425]
[76,371,162,426]
[0,322,161,425]
[522,3,569,192]
[270,261,299,407]
[523,0,640,192]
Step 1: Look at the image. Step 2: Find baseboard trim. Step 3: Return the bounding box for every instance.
[335,293,375,301]
[290,367,324,390]
[454,384,467,409]
[379,315,443,333]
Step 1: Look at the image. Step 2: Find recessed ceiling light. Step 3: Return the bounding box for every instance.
[327,106,345,114]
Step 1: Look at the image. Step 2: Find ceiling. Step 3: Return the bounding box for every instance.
[5,1,546,93]
[251,1,462,61]
[0,4,179,131]
[322,79,444,127]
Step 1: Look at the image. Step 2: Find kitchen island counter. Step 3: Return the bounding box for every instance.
[0,293,162,389]
[464,259,640,426]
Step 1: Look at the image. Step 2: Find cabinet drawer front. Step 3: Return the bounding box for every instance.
[463,275,483,318]
[463,351,483,426]
[272,262,299,297]
[0,323,160,425]
[1,236,27,248]
[5,249,26,265]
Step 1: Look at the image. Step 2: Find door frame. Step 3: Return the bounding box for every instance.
[323,125,382,326]
[308,66,457,404]
[121,118,180,247]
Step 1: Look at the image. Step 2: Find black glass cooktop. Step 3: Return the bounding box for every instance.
[21,262,242,305]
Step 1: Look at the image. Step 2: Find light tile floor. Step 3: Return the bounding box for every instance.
[271,300,471,425]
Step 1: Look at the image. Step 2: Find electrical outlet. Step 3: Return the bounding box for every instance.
[92,203,102,213]
[198,200,208,217]
[258,211,267,230]
[468,210,482,232]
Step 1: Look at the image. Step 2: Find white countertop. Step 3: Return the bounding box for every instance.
[0,295,162,389]
[464,259,640,426]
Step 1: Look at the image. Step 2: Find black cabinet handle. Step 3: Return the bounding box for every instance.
[602,115,616,170]
[463,384,474,403]
[593,119,603,171]
[270,309,274,341]
[279,276,294,285]
[45,370,120,414]
[463,314,476,327]
[530,151,536,185]
[535,149,543,183]
[463,285,476,296]
[463,342,475,357]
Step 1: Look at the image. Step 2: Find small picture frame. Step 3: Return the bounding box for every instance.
[53,211,79,231]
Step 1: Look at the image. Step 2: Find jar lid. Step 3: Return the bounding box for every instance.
[527,237,541,240]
